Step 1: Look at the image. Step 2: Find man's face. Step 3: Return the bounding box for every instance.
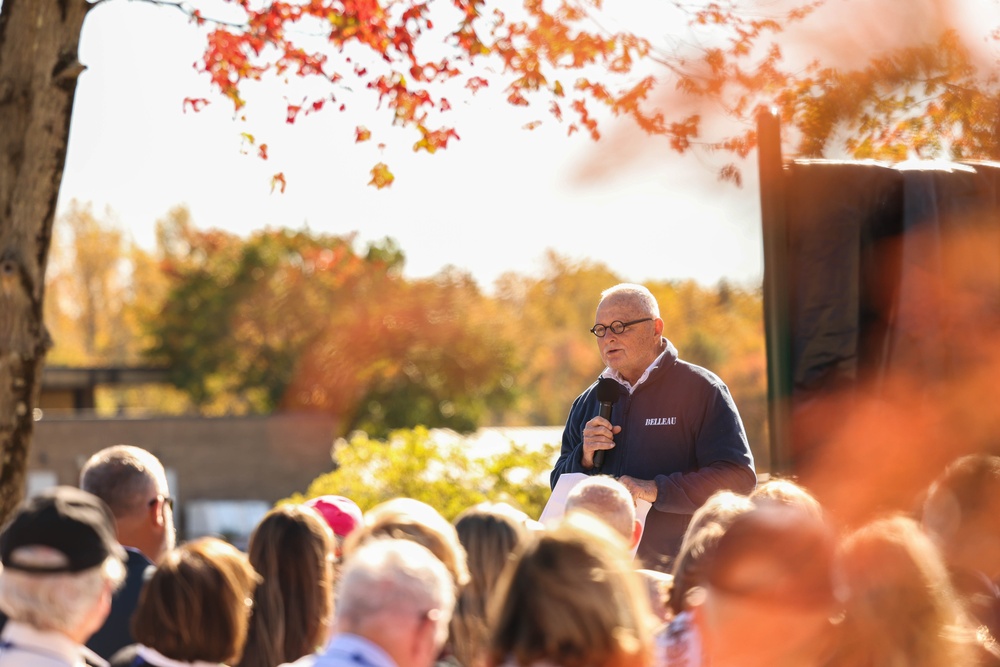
[152,477,177,559]
[594,296,662,383]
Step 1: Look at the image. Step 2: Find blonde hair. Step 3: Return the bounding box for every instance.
[344,497,470,587]
[238,504,336,667]
[829,515,977,667]
[750,478,823,519]
[487,512,653,667]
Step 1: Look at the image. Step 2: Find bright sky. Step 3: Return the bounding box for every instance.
[55,0,764,290]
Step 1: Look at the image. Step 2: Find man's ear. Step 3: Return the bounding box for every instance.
[653,317,664,336]
[410,614,438,665]
[149,498,166,528]
[631,519,643,550]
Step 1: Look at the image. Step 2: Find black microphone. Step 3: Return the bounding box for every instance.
[593,378,619,472]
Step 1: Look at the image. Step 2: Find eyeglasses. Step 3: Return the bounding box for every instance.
[590,317,653,338]
[149,495,175,511]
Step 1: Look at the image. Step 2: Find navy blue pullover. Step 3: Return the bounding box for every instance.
[551,338,756,567]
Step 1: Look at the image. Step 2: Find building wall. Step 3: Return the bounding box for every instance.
[30,413,338,540]
[38,389,77,411]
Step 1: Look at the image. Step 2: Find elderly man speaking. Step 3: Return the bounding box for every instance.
[551,283,756,567]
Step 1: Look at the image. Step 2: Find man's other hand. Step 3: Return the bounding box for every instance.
[618,475,657,503]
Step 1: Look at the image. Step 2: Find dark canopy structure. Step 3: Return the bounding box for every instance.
[759,112,1000,474]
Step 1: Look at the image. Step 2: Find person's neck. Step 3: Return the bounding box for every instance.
[64,626,91,645]
[116,522,160,563]
[619,372,640,386]
[620,347,664,386]
[67,597,109,645]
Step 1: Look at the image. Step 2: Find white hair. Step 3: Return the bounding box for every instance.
[565,476,636,541]
[337,538,455,645]
[599,284,660,318]
[0,551,126,633]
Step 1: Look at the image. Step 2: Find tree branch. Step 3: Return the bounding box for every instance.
[128,0,247,29]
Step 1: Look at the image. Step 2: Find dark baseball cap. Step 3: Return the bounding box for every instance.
[0,486,126,574]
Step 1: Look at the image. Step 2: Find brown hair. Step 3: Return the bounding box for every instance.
[828,515,977,667]
[237,504,336,667]
[487,513,653,667]
[451,503,528,667]
[132,537,259,664]
[668,490,754,615]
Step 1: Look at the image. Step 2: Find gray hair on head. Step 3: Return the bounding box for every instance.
[565,475,636,541]
[0,553,126,633]
[599,284,660,319]
[337,538,456,644]
[80,445,167,519]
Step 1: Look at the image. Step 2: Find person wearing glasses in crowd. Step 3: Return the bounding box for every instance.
[80,445,177,660]
[288,538,456,667]
[551,283,755,568]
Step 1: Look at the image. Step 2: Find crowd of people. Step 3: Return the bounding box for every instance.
[2,442,1000,667]
[2,282,999,667]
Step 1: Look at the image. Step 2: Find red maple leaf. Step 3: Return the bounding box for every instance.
[466,77,489,92]
[183,97,210,113]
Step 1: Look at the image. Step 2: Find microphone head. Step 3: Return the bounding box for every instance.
[596,378,620,404]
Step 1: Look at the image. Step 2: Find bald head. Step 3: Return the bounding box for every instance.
[599,283,660,319]
[565,475,638,545]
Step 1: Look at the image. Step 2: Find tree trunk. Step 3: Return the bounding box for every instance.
[0,0,90,522]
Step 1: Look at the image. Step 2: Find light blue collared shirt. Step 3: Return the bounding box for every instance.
[286,634,398,667]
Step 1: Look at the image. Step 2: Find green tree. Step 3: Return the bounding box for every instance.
[287,426,558,521]
[147,221,404,414]
[494,252,621,425]
[42,204,194,414]
[147,222,520,434]
[286,266,521,436]
[45,201,131,365]
[5,0,995,524]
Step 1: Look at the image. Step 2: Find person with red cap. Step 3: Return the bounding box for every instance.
[304,495,363,558]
